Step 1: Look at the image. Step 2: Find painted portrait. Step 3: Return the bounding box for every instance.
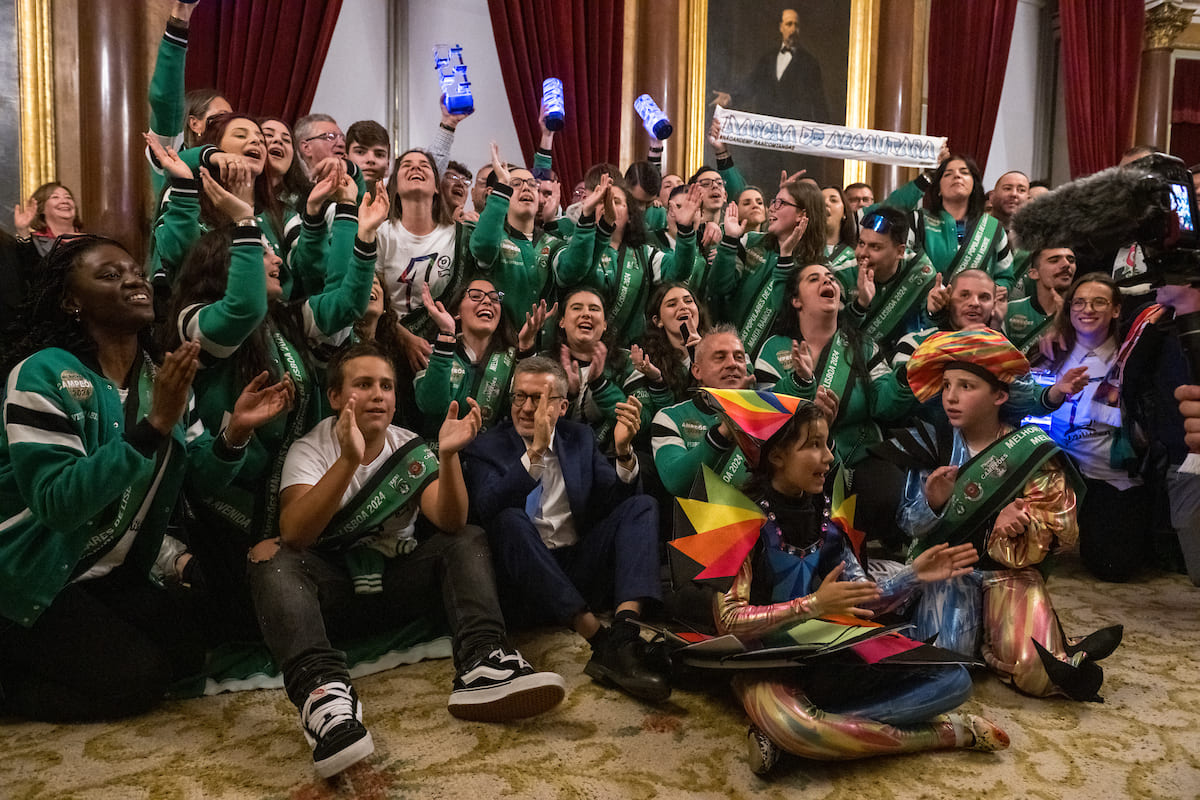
[704,0,852,188]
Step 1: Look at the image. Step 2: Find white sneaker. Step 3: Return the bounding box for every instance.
[300,682,374,777]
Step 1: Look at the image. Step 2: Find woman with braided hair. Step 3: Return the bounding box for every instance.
[0,235,290,722]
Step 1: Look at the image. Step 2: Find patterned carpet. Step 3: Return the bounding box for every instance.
[5,555,1200,800]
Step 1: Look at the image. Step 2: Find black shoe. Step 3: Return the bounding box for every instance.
[300,682,374,778]
[448,646,565,722]
[584,624,671,702]
[1032,640,1104,702]
[1064,624,1123,662]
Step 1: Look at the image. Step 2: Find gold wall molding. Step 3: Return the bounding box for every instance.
[17,0,55,200]
[1145,1,1193,50]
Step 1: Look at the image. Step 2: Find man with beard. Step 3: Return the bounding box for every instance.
[893,269,1001,366]
[1004,247,1077,355]
[990,171,1032,293]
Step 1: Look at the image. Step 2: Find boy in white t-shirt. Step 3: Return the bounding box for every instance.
[248,342,563,778]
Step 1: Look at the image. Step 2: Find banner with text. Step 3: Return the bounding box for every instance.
[713,106,946,169]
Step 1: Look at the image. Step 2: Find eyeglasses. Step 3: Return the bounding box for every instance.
[511,392,566,408]
[509,177,538,189]
[444,173,472,185]
[465,287,504,303]
[304,132,345,143]
[769,196,800,210]
[696,178,725,190]
[1070,297,1112,312]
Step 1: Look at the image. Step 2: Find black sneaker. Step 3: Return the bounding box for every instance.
[448,647,566,722]
[300,682,374,778]
[584,623,671,702]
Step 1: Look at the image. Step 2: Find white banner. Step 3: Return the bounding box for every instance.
[713,106,946,169]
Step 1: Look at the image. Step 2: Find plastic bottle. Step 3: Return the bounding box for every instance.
[434,44,473,115]
[542,78,565,132]
[634,94,673,140]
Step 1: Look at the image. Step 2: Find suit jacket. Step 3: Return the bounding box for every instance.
[463,418,640,532]
[738,43,830,124]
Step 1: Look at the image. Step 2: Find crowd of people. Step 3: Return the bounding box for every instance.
[4,1,1200,781]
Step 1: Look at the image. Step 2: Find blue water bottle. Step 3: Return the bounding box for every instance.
[634,94,673,140]
[433,44,474,114]
[542,78,565,131]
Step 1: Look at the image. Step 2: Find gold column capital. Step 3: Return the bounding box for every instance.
[1145,2,1193,50]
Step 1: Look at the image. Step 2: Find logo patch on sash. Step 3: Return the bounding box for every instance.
[59,370,93,401]
[409,461,425,478]
[981,455,1009,480]
[920,264,933,275]
[964,482,982,501]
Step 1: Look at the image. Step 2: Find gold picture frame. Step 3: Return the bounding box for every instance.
[17,0,55,201]
[685,0,878,187]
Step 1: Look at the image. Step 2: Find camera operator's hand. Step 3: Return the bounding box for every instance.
[1175,385,1200,452]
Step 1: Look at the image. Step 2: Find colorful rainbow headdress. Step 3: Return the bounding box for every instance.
[905,329,1030,403]
[700,388,810,467]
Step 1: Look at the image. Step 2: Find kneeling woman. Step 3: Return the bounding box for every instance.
[711,393,1007,773]
[0,236,288,721]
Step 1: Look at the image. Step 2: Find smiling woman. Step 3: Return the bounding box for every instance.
[0,234,290,723]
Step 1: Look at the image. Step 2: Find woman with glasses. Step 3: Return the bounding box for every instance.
[1044,273,1154,582]
[567,174,699,347]
[414,278,555,435]
[708,179,826,360]
[881,152,1015,294]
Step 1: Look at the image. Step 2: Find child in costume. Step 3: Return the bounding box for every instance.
[696,389,1007,775]
[893,329,1122,701]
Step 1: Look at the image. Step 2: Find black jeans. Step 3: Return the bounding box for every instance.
[247,525,507,707]
[0,567,207,722]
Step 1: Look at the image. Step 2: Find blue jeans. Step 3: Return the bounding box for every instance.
[248,525,506,707]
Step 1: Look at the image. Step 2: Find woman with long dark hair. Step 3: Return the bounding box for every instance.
[0,234,289,722]
[161,167,386,629]
[708,178,825,360]
[633,281,710,404]
[414,278,554,435]
[882,152,1015,293]
[570,173,699,347]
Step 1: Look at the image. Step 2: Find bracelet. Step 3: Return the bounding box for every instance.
[616,450,635,464]
[439,122,456,132]
[235,216,258,227]
[220,429,251,450]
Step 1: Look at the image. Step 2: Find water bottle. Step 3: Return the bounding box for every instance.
[542,78,565,132]
[634,94,673,140]
[433,44,473,115]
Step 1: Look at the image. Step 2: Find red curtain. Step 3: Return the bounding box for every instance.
[184,0,344,122]
[1171,58,1200,168]
[1060,1,1144,178]
[487,0,624,190]
[926,0,1018,172]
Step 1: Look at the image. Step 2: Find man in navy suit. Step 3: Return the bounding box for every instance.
[463,356,667,701]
